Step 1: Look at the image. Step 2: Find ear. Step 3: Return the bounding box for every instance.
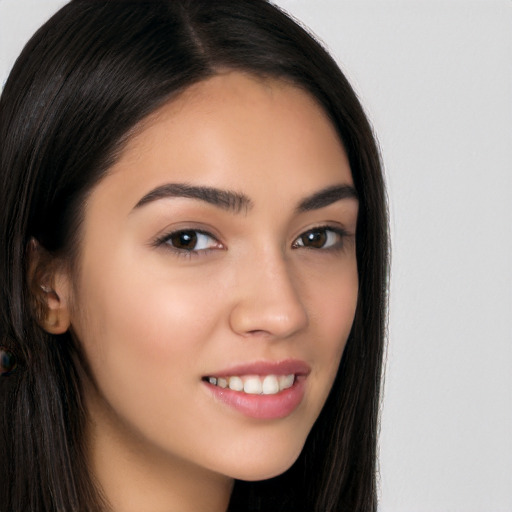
[27,238,72,334]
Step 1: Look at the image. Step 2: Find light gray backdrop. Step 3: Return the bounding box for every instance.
[1,1,511,511]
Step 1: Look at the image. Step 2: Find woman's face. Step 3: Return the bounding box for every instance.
[64,72,358,486]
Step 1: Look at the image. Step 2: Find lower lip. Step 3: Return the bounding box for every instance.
[204,377,306,420]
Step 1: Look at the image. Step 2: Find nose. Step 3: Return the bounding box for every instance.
[228,251,309,339]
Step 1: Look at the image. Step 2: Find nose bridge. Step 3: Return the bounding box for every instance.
[229,246,309,338]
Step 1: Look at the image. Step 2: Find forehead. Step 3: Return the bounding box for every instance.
[94,71,353,213]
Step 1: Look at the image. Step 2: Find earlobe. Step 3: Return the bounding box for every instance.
[27,239,72,334]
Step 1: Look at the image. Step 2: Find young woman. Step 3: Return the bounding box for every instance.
[0,1,388,510]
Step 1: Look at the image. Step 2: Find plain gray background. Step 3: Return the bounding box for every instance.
[1,1,511,511]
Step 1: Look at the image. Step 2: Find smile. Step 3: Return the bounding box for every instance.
[204,374,295,395]
[202,360,310,419]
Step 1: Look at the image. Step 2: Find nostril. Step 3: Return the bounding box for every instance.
[246,329,271,336]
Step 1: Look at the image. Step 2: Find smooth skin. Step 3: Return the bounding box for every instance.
[41,72,359,512]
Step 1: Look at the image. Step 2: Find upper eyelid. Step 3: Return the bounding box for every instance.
[152,224,221,244]
[293,224,350,239]
[156,228,220,245]
[293,225,349,244]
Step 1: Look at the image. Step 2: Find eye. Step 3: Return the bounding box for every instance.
[158,229,221,253]
[293,226,346,250]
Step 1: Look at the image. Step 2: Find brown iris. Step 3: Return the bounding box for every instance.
[299,229,328,248]
[168,231,198,250]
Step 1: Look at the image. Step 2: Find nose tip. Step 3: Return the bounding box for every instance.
[228,260,309,339]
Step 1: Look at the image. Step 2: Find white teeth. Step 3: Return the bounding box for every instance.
[208,374,295,394]
[244,376,263,394]
[279,374,294,390]
[262,375,280,395]
[228,376,244,392]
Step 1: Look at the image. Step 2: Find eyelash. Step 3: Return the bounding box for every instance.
[292,226,349,251]
[153,229,222,258]
[154,225,350,258]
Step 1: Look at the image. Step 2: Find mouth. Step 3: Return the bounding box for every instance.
[201,359,310,419]
[202,373,295,395]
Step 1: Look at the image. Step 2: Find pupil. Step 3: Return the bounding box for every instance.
[304,230,326,248]
[172,231,197,249]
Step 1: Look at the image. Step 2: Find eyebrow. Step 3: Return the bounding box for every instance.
[132,182,358,215]
[133,183,253,214]
[296,184,358,212]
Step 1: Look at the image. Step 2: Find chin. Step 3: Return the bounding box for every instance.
[224,441,305,482]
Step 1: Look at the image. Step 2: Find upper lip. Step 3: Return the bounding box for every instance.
[204,359,311,377]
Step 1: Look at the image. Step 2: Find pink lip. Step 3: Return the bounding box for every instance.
[205,359,311,378]
[203,359,310,420]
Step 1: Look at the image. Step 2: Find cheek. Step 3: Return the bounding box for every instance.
[308,257,358,335]
[70,256,233,469]
[72,254,223,403]
[325,276,358,353]
[303,259,358,387]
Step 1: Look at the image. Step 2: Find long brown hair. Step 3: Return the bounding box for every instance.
[0,1,388,510]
